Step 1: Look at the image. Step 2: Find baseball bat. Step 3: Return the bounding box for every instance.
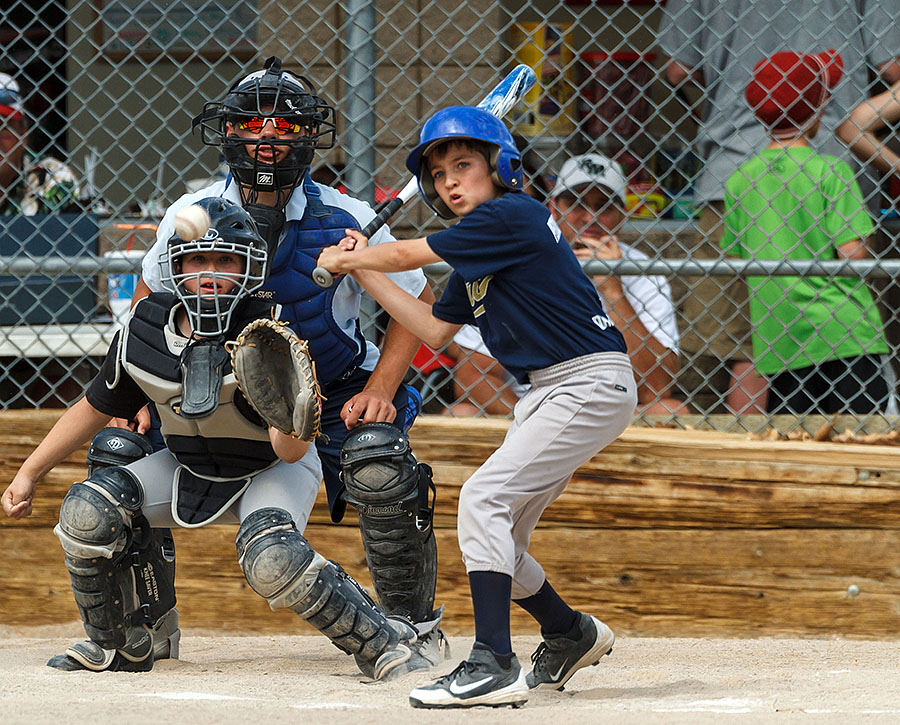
[311,64,538,288]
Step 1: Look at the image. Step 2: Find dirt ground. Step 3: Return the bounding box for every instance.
[2,623,899,723]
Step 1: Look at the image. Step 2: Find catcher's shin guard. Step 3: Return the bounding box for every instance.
[237,507,415,679]
[85,427,180,658]
[340,423,437,622]
[54,468,176,654]
[87,427,154,475]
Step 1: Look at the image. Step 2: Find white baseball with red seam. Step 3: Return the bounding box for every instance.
[174,205,211,241]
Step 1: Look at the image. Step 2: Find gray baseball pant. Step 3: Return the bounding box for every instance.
[456,352,636,600]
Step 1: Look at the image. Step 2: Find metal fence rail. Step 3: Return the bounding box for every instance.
[2,0,900,431]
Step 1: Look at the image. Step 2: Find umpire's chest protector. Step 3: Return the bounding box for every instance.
[265,177,367,384]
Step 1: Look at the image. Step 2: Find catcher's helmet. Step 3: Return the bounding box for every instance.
[161,197,269,337]
[192,56,335,197]
[405,106,522,219]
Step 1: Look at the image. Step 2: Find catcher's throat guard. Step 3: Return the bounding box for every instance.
[179,340,229,418]
[340,423,438,622]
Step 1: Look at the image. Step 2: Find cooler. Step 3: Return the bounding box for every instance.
[0,214,99,326]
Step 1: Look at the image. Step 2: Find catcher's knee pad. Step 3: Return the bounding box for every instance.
[55,467,144,559]
[87,427,153,476]
[340,423,437,622]
[237,507,319,607]
[236,507,413,675]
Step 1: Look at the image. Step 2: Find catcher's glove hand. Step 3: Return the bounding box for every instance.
[227,318,323,441]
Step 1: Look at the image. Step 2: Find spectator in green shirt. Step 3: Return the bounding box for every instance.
[722,50,893,415]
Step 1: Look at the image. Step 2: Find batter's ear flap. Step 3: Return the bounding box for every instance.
[490,146,523,191]
[416,166,455,219]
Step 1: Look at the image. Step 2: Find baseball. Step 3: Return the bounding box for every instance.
[174,205,211,241]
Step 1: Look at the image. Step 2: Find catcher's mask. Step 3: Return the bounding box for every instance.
[161,197,268,338]
[192,56,335,204]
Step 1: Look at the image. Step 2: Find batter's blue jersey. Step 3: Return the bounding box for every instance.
[428,192,627,383]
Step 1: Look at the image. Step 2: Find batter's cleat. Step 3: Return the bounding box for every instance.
[47,625,154,673]
[409,643,528,709]
[526,612,615,691]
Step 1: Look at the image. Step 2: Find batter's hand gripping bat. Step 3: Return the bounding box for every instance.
[312,64,538,288]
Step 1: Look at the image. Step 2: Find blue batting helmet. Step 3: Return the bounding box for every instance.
[405,106,522,219]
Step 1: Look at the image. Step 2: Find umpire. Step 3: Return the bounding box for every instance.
[124,57,445,671]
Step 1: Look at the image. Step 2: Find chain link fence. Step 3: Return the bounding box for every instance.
[2,0,900,432]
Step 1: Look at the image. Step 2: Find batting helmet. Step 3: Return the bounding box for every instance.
[161,197,269,338]
[192,56,335,196]
[405,106,522,218]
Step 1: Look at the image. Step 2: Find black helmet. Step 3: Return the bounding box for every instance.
[192,56,335,198]
[160,197,268,338]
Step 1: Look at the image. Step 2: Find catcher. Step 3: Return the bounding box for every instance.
[1,197,417,679]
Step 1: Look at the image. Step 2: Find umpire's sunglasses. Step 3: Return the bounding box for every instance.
[236,116,306,135]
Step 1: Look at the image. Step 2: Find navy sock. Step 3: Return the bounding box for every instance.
[469,571,512,656]
[513,579,578,637]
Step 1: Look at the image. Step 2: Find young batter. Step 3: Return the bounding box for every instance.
[317,106,637,708]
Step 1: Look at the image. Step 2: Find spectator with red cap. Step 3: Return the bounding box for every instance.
[658,1,900,416]
[722,50,894,416]
[0,72,84,216]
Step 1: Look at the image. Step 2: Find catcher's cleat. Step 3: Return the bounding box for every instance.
[397,609,451,676]
[150,608,181,660]
[526,612,614,691]
[48,625,154,673]
[409,643,527,709]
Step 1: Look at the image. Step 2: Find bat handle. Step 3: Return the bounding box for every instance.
[312,266,334,288]
[313,187,409,288]
[361,196,405,238]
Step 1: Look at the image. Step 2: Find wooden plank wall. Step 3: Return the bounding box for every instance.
[3,411,900,638]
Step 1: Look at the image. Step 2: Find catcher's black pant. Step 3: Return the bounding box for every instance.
[318,367,421,522]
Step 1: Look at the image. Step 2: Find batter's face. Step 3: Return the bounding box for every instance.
[180,251,243,297]
[550,185,625,246]
[427,142,501,216]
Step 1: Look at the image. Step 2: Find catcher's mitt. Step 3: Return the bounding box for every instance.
[227,318,323,441]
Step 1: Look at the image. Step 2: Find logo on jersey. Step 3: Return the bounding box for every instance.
[546,214,562,243]
[465,275,493,318]
[592,313,615,330]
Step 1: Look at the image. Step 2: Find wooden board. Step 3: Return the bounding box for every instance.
[4,526,899,638]
[3,411,900,637]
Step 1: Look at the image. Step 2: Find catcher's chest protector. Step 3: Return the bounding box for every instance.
[120,294,278,479]
[264,175,367,384]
